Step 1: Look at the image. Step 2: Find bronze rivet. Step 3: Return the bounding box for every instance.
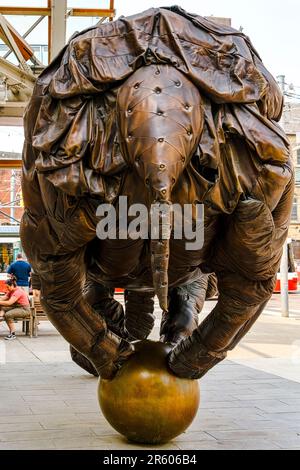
[161,189,166,195]
[175,81,181,87]
[155,87,161,94]
[145,178,150,185]
[155,70,160,75]
[185,105,190,110]
[128,108,132,113]
[134,83,139,89]
[157,111,163,116]
[160,164,165,169]
[158,137,164,143]
[187,130,192,136]
[181,157,186,163]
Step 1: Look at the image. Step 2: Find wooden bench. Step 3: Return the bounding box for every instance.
[31,298,48,337]
[18,311,34,338]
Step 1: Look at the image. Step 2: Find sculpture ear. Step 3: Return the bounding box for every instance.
[33,90,127,200]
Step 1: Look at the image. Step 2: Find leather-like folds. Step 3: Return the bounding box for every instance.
[21,6,294,379]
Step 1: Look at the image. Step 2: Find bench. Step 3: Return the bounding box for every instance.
[31,298,48,337]
[19,311,34,338]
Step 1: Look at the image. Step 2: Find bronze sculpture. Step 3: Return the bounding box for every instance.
[22,6,294,381]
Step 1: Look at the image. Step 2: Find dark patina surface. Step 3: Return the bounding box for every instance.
[22,6,294,380]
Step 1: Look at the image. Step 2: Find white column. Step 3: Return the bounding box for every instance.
[277,75,290,318]
[280,239,289,317]
[50,0,67,61]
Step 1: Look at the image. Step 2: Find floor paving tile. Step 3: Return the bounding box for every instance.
[0,294,299,449]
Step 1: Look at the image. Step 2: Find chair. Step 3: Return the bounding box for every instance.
[32,298,48,337]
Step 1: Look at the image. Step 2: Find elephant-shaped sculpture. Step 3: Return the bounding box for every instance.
[21,6,294,380]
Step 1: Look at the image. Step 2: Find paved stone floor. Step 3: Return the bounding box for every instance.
[0,294,299,450]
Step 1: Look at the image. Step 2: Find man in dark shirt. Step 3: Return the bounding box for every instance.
[7,253,31,293]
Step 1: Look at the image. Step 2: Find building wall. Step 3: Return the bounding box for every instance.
[284,103,300,241]
[0,169,23,225]
[287,133,300,241]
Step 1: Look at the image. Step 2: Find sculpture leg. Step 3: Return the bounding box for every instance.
[169,178,294,379]
[124,290,156,340]
[21,160,134,379]
[83,278,125,338]
[70,345,98,376]
[37,249,133,379]
[168,274,272,379]
[72,286,157,374]
[70,278,126,376]
[160,274,218,345]
[160,278,203,345]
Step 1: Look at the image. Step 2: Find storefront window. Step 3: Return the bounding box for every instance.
[291,197,299,222]
[0,168,23,272]
[0,243,13,272]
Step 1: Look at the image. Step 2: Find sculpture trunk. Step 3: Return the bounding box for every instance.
[150,202,172,312]
[114,62,205,311]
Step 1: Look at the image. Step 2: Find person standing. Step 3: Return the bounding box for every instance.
[7,253,31,294]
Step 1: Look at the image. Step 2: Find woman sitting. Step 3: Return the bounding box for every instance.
[0,276,31,340]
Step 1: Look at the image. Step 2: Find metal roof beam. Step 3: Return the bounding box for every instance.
[0,56,36,90]
[0,101,28,118]
[4,16,45,66]
[0,116,23,126]
[71,9,115,17]
[0,7,115,17]
[0,159,22,168]
[0,14,33,74]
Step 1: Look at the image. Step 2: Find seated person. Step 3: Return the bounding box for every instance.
[0,276,31,340]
